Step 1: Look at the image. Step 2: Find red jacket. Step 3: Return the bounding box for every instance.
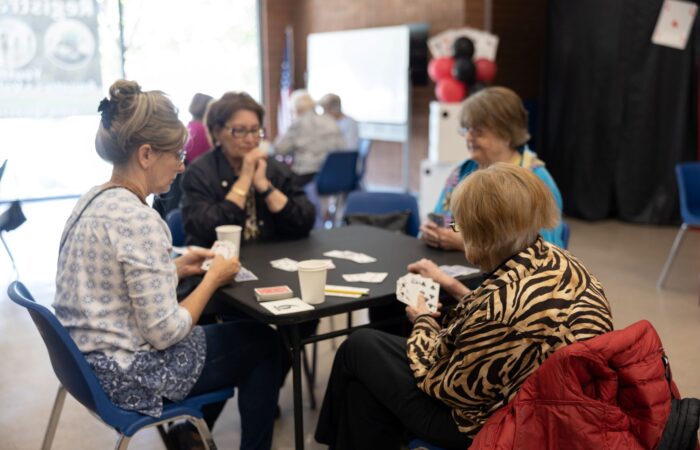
[470,320,678,450]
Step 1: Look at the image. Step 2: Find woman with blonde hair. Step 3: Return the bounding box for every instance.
[315,163,612,450]
[54,80,284,450]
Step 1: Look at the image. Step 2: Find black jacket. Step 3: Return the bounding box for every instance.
[180,147,315,247]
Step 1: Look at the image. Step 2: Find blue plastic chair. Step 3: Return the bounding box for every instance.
[408,438,447,450]
[344,191,420,237]
[560,221,570,250]
[657,162,700,289]
[315,150,360,227]
[166,208,186,247]
[356,139,372,190]
[7,281,233,450]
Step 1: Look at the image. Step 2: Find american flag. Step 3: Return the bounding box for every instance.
[277,25,294,136]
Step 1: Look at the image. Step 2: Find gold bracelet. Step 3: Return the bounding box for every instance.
[232,187,247,197]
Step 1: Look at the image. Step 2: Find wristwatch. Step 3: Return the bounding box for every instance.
[260,185,275,198]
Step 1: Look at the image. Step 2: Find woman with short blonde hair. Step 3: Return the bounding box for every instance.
[316,164,612,450]
[452,162,558,271]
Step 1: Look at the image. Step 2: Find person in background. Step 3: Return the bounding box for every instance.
[318,93,359,149]
[180,91,315,248]
[54,80,284,450]
[421,86,566,251]
[315,163,613,450]
[273,89,345,186]
[185,92,214,163]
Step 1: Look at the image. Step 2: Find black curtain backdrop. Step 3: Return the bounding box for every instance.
[541,0,698,224]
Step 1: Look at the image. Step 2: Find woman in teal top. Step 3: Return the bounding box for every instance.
[422,86,566,250]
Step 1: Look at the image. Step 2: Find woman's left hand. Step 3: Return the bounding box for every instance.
[175,246,215,278]
[406,294,442,323]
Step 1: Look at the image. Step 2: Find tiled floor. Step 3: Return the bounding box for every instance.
[1,199,699,449]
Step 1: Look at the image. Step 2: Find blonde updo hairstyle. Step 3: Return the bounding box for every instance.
[95,79,187,165]
[450,163,558,272]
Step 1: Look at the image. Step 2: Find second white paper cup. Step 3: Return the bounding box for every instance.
[297,259,328,305]
[215,225,242,257]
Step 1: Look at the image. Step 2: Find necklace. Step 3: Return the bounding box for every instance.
[103,176,147,205]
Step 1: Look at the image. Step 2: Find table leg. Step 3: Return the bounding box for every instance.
[290,324,305,450]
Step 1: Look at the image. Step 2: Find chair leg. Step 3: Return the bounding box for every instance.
[0,232,18,280]
[156,424,172,449]
[657,223,688,289]
[114,434,131,450]
[328,315,338,350]
[41,386,67,450]
[190,417,217,450]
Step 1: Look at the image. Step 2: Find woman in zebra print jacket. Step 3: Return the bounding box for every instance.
[315,163,613,450]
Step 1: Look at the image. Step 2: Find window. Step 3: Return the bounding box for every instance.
[0,0,261,201]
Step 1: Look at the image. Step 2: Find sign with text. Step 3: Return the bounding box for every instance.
[0,0,103,117]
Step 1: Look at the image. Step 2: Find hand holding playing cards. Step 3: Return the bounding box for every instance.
[408,258,451,288]
[175,246,215,278]
[406,294,441,323]
[204,254,240,287]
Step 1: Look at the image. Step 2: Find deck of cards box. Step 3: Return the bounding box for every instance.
[255,285,294,302]
[396,273,440,313]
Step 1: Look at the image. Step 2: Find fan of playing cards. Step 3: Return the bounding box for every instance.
[395,274,440,313]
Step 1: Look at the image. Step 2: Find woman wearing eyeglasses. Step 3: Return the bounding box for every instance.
[180,92,315,248]
[54,80,285,450]
[420,86,565,252]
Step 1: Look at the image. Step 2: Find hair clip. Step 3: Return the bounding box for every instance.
[97,97,116,129]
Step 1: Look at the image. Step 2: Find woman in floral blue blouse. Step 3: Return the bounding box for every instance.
[53,79,284,450]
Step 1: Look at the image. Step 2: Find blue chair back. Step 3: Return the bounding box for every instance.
[166,208,186,246]
[677,162,700,225]
[560,221,570,249]
[316,151,359,196]
[344,191,420,237]
[356,139,372,189]
[6,281,129,426]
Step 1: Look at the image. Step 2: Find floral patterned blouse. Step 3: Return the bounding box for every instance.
[54,186,206,417]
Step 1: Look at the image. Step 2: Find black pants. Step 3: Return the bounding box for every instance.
[315,328,472,450]
[190,321,285,450]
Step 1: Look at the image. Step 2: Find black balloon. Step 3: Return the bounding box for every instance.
[453,36,475,59]
[452,57,476,84]
[470,81,488,94]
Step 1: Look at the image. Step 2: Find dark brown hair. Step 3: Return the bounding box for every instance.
[205,92,265,143]
[188,93,213,120]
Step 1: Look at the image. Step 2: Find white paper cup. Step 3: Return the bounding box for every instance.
[215,225,242,257]
[297,259,328,305]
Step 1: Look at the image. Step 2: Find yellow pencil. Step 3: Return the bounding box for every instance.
[324,289,369,296]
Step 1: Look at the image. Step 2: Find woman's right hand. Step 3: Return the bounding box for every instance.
[205,255,240,288]
[408,258,451,288]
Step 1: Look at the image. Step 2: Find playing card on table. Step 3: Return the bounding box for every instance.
[342,272,388,283]
[234,266,258,282]
[323,250,376,263]
[395,273,439,313]
[439,265,481,278]
[270,258,299,272]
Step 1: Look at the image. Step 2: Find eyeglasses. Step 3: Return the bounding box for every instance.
[449,221,460,232]
[223,126,265,139]
[457,126,485,138]
[176,149,187,164]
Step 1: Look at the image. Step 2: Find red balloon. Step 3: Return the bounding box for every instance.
[427,57,455,82]
[474,58,497,83]
[435,78,466,103]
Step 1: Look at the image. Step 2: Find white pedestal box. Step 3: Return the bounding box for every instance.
[419,159,460,220]
[428,101,465,164]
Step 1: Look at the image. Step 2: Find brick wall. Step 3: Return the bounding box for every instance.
[261,0,546,190]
